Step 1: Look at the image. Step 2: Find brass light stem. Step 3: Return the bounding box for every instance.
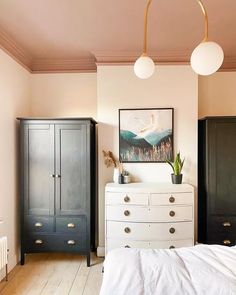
[143,0,152,55]
[196,0,208,42]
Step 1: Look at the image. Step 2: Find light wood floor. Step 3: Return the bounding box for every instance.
[0,253,104,295]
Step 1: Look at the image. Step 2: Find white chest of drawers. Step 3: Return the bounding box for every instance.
[105,182,194,254]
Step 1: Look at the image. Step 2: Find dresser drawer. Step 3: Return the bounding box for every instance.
[106,192,149,206]
[55,216,86,233]
[107,239,150,252]
[150,239,193,249]
[106,221,193,241]
[25,234,86,253]
[106,205,193,222]
[25,216,54,233]
[150,193,193,206]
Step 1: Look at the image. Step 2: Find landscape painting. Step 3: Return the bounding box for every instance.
[119,108,173,162]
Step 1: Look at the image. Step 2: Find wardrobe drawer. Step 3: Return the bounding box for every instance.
[106,239,150,252]
[55,216,86,233]
[150,193,193,206]
[25,234,86,253]
[25,216,54,233]
[106,205,193,222]
[150,239,193,249]
[207,232,236,246]
[106,221,193,241]
[106,192,149,206]
[208,216,236,234]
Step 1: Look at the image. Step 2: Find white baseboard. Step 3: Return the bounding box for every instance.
[97,246,105,257]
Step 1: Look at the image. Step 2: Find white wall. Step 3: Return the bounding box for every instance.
[0,49,31,278]
[97,65,198,251]
[199,72,236,118]
[31,73,97,118]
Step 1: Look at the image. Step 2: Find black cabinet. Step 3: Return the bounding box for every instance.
[18,118,97,266]
[198,117,236,246]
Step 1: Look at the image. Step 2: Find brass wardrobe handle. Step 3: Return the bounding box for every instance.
[35,222,43,228]
[222,222,231,227]
[35,239,43,245]
[67,223,75,228]
[124,210,130,216]
[55,174,61,178]
[223,240,231,245]
[67,240,76,245]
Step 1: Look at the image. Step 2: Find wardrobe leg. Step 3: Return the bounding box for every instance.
[87,253,91,267]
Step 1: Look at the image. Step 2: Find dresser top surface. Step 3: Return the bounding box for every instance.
[105,182,194,193]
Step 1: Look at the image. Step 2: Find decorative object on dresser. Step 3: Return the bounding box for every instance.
[105,183,194,254]
[198,116,236,246]
[119,108,173,163]
[18,118,97,267]
[166,151,185,184]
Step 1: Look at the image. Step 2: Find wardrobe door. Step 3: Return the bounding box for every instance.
[55,124,89,216]
[23,124,55,215]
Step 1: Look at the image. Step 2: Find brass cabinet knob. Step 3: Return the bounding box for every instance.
[222,221,231,227]
[50,174,55,178]
[169,227,175,234]
[169,211,175,217]
[35,222,43,228]
[223,240,231,245]
[35,239,43,244]
[125,245,131,248]
[55,174,61,178]
[169,245,175,249]
[169,196,175,203]
[124,227,131,233]
[67,240,76,245]
[124,210,130,216]
[67,223,75,228]
[124,195,130,203]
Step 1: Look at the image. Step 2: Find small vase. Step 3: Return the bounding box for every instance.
[113,168,119,183]
[171,174,183,184]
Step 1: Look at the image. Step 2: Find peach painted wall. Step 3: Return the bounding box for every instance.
[199,72,236,118]
[31,73,97,118]
[97,65,198,254]
[0,49,31,279]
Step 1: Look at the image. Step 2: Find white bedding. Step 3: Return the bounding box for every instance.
[100,245,236,295]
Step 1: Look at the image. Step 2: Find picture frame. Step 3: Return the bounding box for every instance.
[119,108,174,163]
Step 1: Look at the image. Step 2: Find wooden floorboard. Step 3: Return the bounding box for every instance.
[0,253,104,295]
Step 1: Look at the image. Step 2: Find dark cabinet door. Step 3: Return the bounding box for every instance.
[55,124,89,216]
[23,124,55,215]
[208,119,236,216]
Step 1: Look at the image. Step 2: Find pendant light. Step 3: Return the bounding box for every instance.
[190,0,224,75]
[134,0,155,79]
[134,0,224,79]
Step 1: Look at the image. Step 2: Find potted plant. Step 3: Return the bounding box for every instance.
[166,152,185,184]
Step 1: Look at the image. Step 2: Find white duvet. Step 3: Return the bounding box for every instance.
[100,245,236,295]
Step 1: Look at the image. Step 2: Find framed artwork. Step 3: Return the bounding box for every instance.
[119,108,174,163]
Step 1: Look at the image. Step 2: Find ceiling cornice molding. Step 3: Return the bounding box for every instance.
[0,27,33,72]
[31,58,97,73]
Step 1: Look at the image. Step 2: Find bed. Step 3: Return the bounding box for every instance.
[100,244,236,295]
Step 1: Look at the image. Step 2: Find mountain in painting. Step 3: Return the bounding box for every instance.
[120,130,151,148]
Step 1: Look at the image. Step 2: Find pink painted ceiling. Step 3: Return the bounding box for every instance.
[0,0,234,72]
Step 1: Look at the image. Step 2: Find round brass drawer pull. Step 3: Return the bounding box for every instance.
[222,222,231,227]
[67,240,76,245]
[35,222,43,227]
[169,245,175,249]
[124,227,131,233]
[124,210,130,216]
[124,195,130,203]
[169,196,175,203]
[67,223,75,228]
[223,239,231,245]
[169,227,175,234]
[125,245,131,248]
[169,211,175,217]
[35,239,43,245]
